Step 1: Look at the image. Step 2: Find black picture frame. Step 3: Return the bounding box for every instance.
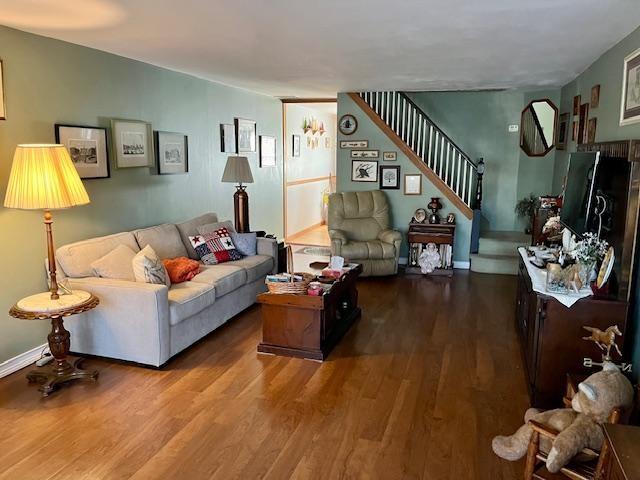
[380,165,400,189]
[235,117,257,153]
[54,124,110,179]
[292,134,300,157]
[351,159,378,182]
[154,131,189,175]
[339,114,358,135]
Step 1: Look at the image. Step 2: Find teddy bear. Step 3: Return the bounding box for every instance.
[492,363,634,473]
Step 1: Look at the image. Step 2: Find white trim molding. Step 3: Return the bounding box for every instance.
[0,343,48,379]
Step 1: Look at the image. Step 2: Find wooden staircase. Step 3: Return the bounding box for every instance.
[350,92,483,219]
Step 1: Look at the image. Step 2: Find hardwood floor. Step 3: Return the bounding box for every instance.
[0,272,528,479]
[287,224,330,247]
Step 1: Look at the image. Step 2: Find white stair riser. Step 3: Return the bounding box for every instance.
[470,254,518,275]
[478,238,527,256]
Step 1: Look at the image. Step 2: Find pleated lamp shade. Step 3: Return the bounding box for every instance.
[4,144,90,210]
[221,156,254,184]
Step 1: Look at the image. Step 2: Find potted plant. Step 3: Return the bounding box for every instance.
[515,194,539,234]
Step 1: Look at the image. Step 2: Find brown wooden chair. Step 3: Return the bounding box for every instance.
[522,376,639,480]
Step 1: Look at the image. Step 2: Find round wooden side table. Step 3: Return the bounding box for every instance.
[9,290,100,397]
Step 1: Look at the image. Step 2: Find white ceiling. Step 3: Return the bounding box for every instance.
[1,0,640,97]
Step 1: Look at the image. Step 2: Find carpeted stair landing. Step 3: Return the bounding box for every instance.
[470,231,530,275]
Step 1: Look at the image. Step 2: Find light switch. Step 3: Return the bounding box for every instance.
[508,124,519,133]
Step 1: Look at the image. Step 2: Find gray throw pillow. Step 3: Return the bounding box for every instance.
[230,232,257,256]
[197,221,235,236]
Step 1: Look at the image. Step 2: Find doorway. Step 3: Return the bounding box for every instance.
[282,99,337,248]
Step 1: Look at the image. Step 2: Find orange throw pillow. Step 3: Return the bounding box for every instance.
[163,257,201,284]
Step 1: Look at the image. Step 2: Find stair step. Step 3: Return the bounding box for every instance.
[470,253,519,275]
[478,230,530,256]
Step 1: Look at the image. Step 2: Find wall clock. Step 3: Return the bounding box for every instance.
[339,114,358,135]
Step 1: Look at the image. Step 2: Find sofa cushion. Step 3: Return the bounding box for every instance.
[190,264,247,297]
[57,232,140,278]
[341,240,396,260]
[189,228,242,265]
[90,244,137,281]
[227,255,274,283]
[134,224,188,259]
[197,220,235,235]
[230,232,257,256]
[168,282,216,326]
[133,245,171,287]
[176,213,219,259]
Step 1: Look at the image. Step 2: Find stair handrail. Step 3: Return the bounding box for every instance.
[397,92,479,171]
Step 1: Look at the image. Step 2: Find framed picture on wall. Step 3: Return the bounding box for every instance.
[573,95,581,115]
[259,135,276,167]
[556,113,569,151]
[111,119,153,168]
[620,48,640,125]
[55,124,110,179]
[577,103,589,144]
[339,114,358,135]
[340,140,368,148]
[587,118,597,144]
[404,174,422,195]
[155,131,188,175]
[220,123,236,153]
[235,118,256,153]
[380,165,400,189]
[383,151,397,161]
[591,84,601,108]
[292,134,300,157]
[351,149,379,159]
[0,59,5,120]
[351,160,378,182]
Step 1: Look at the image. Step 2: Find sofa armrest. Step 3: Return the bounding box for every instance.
[65,277,170,366]
[256,237,278,274]
[329,229,348,257]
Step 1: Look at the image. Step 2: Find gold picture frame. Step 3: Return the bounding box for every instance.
[0,59,6,120]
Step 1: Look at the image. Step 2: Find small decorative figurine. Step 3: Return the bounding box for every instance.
[446,212,455,224]
[418,242,441,274]
[412,208,427,223]
[427,197,443,224]
[583,325,623,360]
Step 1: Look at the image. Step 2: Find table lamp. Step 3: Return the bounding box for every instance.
[221,155,253,233]
[4,144,90,300]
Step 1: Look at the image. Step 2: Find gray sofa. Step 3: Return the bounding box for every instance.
[55,213,277,367]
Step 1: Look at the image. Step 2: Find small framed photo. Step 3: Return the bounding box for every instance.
[591,84,600,108]
[572,121,578,141]
[55,124,110,179]
[404,174,422,195]
[155,131,188,175]
[111,119,153,168]
[556,113,569,151]
[380,165,400,189]
[578,103,589,144]
[220,123,236,154]
[573,95,581,115]
[292,134,300,157]
[383,151,397,161]
[351,160,378,182]
[259,135,276,167]
[340,140,368,148]
[235,118,256,153]
[351,149,379,159]
[587,118,597,144]
[620,48,640,126]
[0,59,5,120]
[339,114,358,135]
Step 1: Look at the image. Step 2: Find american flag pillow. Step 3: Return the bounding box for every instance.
[189,227,242,265]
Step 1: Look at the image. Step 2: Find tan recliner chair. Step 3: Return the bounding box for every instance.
[328,190,402,276]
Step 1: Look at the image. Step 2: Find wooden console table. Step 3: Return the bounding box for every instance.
[257,265,362,361]
[406,222,455,276]
[602,424,640,479]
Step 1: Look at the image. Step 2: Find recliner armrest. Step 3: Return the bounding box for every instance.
[377,229,403,245]
[328,229,348,243]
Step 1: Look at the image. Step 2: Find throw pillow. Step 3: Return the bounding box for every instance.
[163,257,201,283]
[132,245,171,287]
[197,220,235,236]
[230,231,257,256]
[189,228,242,265]
[90,244,137,281]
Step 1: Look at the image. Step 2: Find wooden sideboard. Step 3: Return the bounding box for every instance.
[602,424,640,480]
[516,257,629,408]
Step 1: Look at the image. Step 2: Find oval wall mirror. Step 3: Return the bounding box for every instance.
[520,99,558,156]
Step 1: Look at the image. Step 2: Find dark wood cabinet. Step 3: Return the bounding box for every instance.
[406,222,455,276]
[516,258,629,408]
[602,424,640,480]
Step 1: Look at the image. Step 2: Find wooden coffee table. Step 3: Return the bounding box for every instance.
[257,264,362,361]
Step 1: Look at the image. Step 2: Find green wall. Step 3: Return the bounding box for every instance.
[0,26,284,365]
[549,25,640,380]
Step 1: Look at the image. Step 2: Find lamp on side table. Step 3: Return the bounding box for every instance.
[4,144,99,397]
[221,155,254,233]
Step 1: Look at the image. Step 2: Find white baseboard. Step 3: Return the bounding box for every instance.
[399,257,470,270]
[0,343,48,379]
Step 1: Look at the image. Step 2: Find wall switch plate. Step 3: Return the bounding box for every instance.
[508,124,519,133]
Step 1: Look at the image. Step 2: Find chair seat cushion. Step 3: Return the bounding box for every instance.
[341,240,396,260]
[190,264,247,297]
[226,255,274,283]
[168,282,216,326]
